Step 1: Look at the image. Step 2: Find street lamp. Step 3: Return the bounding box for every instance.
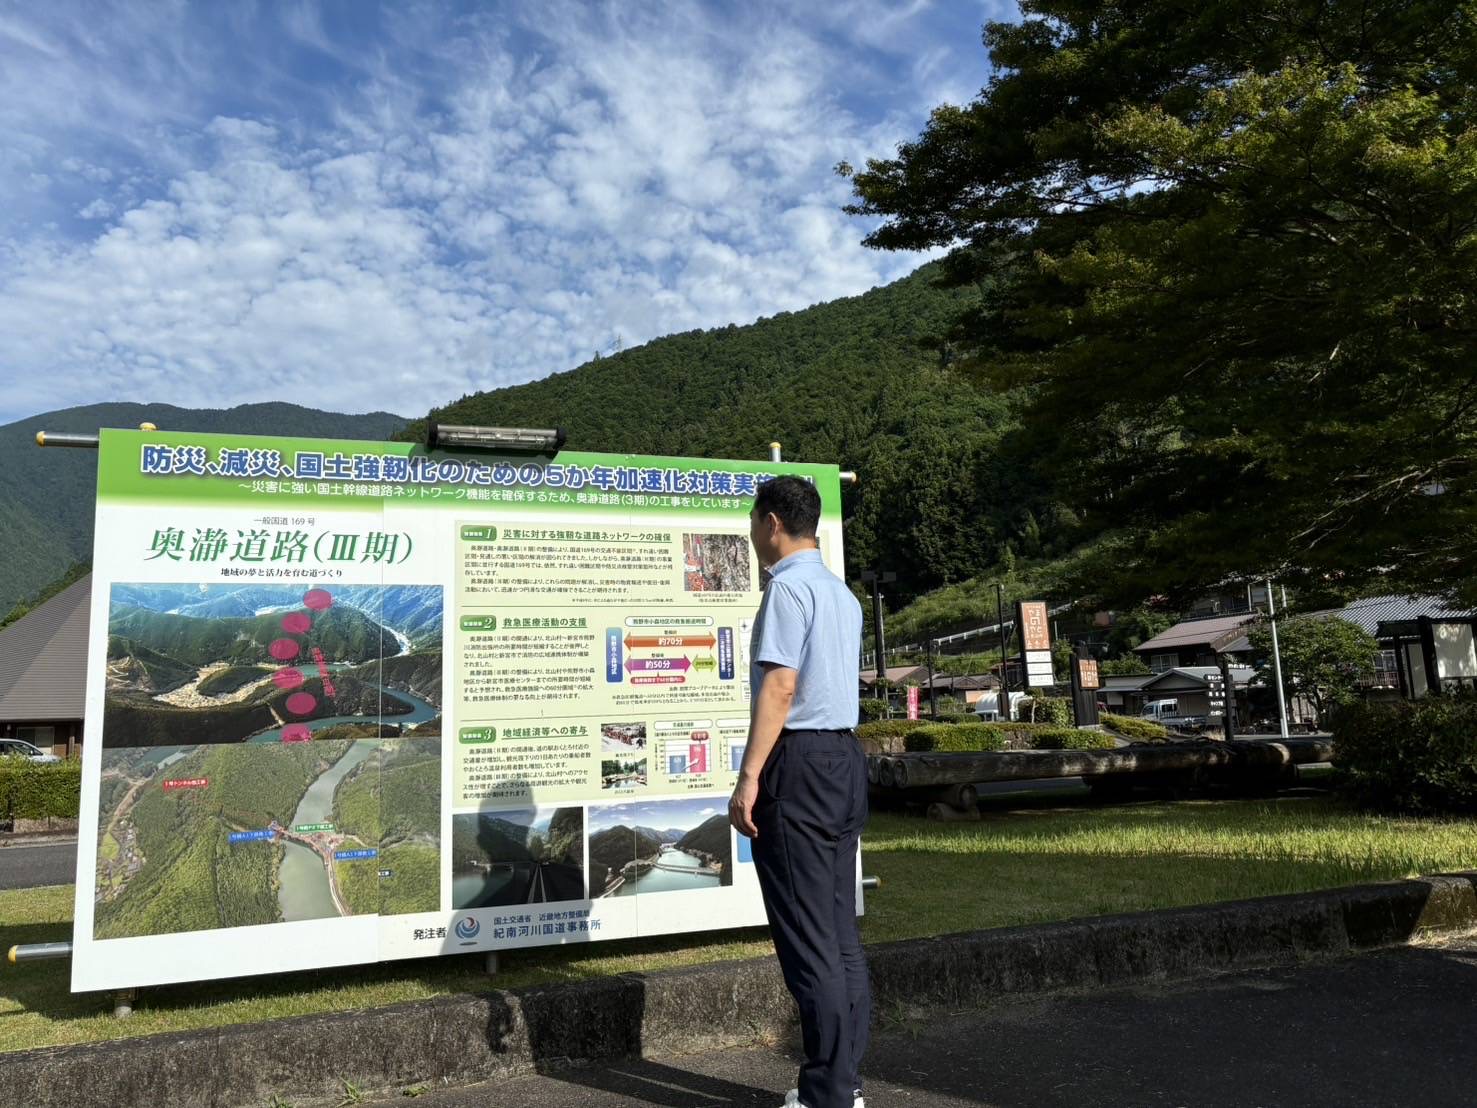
[426,423,567,453]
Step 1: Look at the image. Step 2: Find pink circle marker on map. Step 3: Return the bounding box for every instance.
[280,612,311,634]
[303,588,333,611]
[272,667,305,690]
[286,691,317,716]
[269,638,301,661]
[281,724,312,743]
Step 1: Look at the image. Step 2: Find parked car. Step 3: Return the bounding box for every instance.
[972,691,1031,722]
[1139,698,1208,731]
[0,739,61,764]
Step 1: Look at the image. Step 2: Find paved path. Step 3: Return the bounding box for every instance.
[390,935,1477,1107]
[0,842,76,889]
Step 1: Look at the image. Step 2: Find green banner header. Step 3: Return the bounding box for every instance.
[96,429,842,517]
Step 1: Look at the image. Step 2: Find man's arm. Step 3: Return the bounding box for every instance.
[729,662,797,838]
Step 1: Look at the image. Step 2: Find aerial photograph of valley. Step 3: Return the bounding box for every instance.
[95,737,442,939]
[102,583,443,747]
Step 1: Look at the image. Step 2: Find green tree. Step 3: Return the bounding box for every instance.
[1247,614,1379,726]
[1101,656,1152,676]
[1106,607,1174,660]
[846,1,1477,607]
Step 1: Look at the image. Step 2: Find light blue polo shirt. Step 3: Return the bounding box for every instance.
[749,548,863,730]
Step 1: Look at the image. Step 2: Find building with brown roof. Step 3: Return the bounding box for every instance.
[0,575,90,756]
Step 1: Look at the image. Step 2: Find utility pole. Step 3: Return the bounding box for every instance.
[860,568,896,691]
[1266,578,1290,738]
[927,638,938,720]
[995,582,1011,722]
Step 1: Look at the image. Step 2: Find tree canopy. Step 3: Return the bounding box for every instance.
[847,1,1477,607]
[1247,613,1379,725]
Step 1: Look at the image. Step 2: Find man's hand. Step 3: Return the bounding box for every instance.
[729,772,759,838]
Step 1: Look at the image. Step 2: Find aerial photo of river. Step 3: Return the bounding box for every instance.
[101,582,443,749]
[278,739,376,921]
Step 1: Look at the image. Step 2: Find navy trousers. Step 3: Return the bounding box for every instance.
[752,728,871,1108]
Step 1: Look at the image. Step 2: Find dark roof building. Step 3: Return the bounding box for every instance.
[0,576,90,756]
[1133,614,1256,671]
[1329,595,1477,699]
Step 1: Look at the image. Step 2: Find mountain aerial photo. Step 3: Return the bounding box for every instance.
[96,737,441,939]
[102,583,443,747]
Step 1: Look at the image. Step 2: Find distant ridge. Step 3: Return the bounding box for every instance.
[0,402,407,618]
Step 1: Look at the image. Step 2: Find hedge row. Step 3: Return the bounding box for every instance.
[1030,727,1117,751]
[1334,694,1477,813]
[1102,714,1170,741]
[0,760,81,820]
[901,722,1057,753]
[856,720,918,742]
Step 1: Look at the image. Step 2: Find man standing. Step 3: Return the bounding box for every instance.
[729,475,869,1108]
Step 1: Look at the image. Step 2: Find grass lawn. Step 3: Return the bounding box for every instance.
[4,792,1476,1053]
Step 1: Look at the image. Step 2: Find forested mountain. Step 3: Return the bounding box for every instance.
[0,403,406,620]
[8,265,1084,639]
[677,814,732,865]
[409,264,1077,607]
[108,603,391,670]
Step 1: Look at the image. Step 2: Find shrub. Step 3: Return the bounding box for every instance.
[1031,728,1117,750]
[904,723,1008,753]
[857,719,916,742]
[1102,714,1169,741]
[858,698,891,721]
[935,710,977,725]
[902,722,1053,752]
[1334,695,1477,813]
[1020,696,1074,727]
[0,760,82,820]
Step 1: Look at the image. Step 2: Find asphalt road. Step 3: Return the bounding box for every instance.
[392,935,1477,1108]
[0,842,77,890]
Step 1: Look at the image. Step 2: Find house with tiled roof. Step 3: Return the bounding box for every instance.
[1133,613,1256,673]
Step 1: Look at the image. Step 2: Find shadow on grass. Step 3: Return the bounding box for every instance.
[0,919,775,1035]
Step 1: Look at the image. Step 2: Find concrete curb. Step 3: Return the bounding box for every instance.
[0,831,78,848]
[5,873,1476,1108]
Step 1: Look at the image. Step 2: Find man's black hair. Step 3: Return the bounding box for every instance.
[753,475,820,539]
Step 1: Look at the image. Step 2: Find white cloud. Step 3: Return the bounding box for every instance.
[0,1,997,424]
[76,199,114,220]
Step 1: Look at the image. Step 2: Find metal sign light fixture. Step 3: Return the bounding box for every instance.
[426,422,566,454]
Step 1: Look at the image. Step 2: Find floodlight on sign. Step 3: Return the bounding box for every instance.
[426,422,567,454]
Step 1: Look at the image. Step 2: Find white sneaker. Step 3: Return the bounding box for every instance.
[782,1089,864,1108]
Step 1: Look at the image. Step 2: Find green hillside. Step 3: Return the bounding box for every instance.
[95,741,349,938]
[108,603,391,670]
[0,402,407,619]
[409,265,1071,605]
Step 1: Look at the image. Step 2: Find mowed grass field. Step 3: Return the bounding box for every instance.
[4,790,1476,1053]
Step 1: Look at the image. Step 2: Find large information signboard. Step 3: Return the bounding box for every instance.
[73,429,850,991]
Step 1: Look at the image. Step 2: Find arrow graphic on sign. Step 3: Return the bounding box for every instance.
[624,656,693,673]
[624,634,716,649]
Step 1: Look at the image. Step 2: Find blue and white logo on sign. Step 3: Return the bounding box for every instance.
[455,916,480,941]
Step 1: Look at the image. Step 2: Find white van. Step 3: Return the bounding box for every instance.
[972,691,1030,722]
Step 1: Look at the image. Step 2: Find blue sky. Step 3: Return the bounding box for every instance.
[0,1,1011,424]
